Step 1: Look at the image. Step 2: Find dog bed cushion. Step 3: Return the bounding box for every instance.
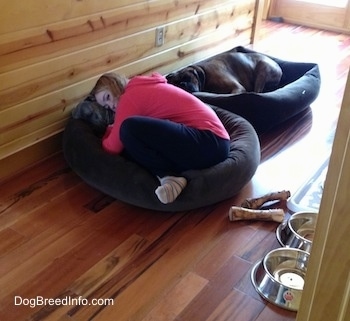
[167,46,321,133]
[63,105,260,212]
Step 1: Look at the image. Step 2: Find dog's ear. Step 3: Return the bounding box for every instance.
[72,100,93,119]
[85,93,96,102]
[166,73,174,81]
[192,66,206,90]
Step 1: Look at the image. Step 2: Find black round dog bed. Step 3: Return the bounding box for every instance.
[167,46,321,133]
[63,106,260,212]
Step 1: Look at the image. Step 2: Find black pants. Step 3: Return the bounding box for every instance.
[120,116,230,177]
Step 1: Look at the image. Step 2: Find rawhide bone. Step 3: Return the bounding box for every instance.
[229,207,285,223]
[241,190,291,209]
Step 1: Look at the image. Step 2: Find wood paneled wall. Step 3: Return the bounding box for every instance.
[0,0,257,182]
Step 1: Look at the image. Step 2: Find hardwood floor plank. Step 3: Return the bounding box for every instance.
[8,183,103,238]
[69,234,149,296]
[0,153,67,190]
[25,234,149,321]
[205,289,265,321]
[259,108,313,162]
[255,304,296,321]
[0,206,149,320]
[0,227,27,256]
[0,203,132,297]
[69,209,224,320]
[178,255,254,321]
[193,223,257,279]
[234,262,263,302]
[236,223,280,263]
[0,185,99,278]
[0,167,82,232]
[141,272,208,321]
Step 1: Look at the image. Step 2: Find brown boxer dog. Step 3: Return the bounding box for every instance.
[166,51,282,94]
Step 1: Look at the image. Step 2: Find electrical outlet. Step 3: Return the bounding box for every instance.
[155,27,165,47]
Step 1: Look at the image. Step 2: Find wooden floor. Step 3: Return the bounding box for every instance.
[1,21,349,321]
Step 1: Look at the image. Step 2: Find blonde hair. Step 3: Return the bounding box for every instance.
[91,72,128,99]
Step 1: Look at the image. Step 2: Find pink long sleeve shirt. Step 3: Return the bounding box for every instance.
[102,73,229,154]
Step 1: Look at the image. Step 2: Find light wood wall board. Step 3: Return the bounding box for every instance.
[0,0,257,181]
[0,0,242,66]
[0,134,63,183]
[0,0,150,34]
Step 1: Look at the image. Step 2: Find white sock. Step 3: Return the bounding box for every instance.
[155,176,187,204]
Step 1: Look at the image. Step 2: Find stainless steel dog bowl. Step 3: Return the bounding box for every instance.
[251,248,309,311]
[276,211,318,253]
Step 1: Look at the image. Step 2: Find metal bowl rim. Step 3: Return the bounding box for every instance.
[262,248,309,283]
[276,222,287,246]
[288,212,318,243]
[276,211,318,247]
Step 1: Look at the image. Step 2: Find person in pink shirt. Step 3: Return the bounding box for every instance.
[91,72,230,204]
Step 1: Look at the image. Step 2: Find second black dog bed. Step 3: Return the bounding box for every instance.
[167,46,321,133]
[63,106,260,212]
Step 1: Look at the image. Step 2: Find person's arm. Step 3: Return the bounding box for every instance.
[101,95,138,154]
[102,124,123,154]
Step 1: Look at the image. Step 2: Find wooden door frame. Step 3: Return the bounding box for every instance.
[296,70,350,321]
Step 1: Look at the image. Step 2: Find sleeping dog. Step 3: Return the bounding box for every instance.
[71,95,114,133]
[166,50,282,94]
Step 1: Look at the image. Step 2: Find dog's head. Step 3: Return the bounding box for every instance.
[166,66,206,92]
[72,95,114,133]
